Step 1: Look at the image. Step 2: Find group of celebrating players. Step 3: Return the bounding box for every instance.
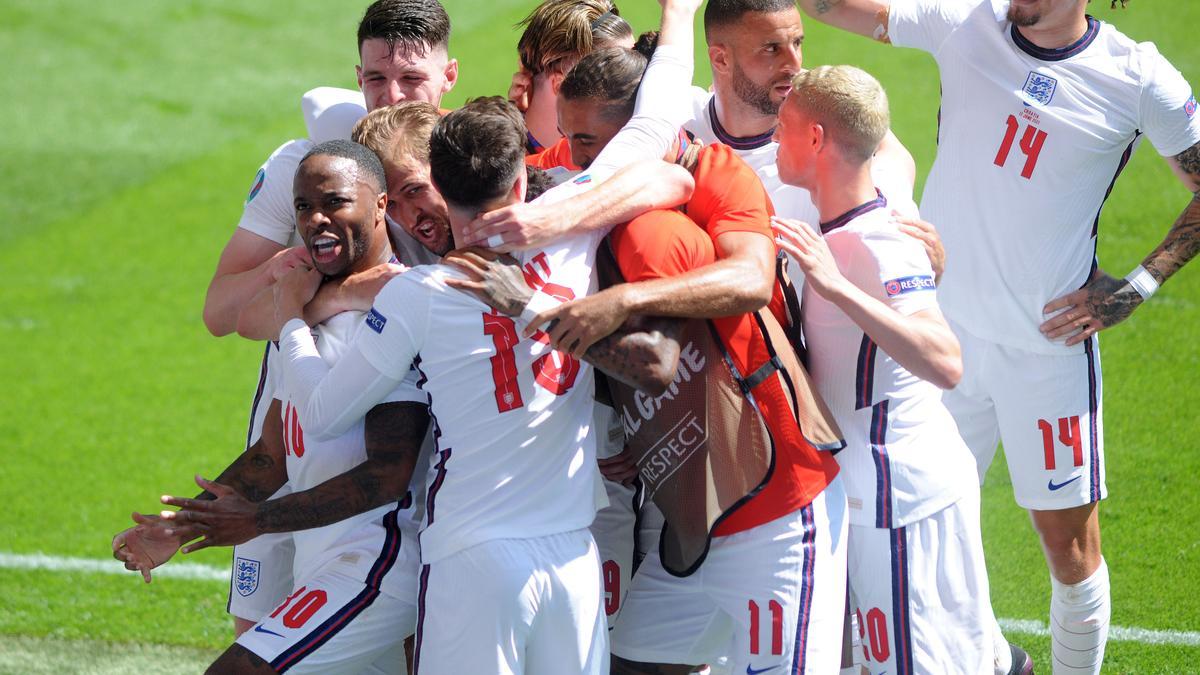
[110,0,1200,673]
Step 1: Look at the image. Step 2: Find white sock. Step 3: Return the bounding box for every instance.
[992,613,1012,675]
[1049,558,1110,674]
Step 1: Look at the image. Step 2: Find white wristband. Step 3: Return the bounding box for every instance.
[519,290,560,331]
[1124,265,1159,300]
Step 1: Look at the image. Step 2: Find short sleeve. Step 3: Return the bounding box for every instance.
[356,274,429,380]
[301,87,366,144]
[686,146,774,242]
[1137,45,1200,157]
[888,0,981,55]
[236,139,312,246]
[608,209,716,282]
[831,224,939,317]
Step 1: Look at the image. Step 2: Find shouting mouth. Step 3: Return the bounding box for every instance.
[310,232,343,265]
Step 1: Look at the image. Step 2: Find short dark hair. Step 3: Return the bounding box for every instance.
[299,140,387,194]
[703,0,795,34]
[428,97,527,208]
[357,0,451,55]
[559,47,647,123]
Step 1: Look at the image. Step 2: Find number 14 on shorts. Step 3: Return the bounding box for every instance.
[1038,415,1083,471]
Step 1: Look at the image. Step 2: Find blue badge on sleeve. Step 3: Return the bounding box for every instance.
[884,275,936,297]
[1185,94,1197,119]
[366,308,387,333]
[245,168,265,204]
[572,173,592,185]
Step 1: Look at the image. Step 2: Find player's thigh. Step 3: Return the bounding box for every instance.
[527,529,609,675]
[413,538,552,675]
[235,569,415,675]
[992,339,1105,510]
[847,492,992,675]
[208,643,277,675]
[941,322,1002,482]
[229,530,296,625]
[706,477,849,675]
[610,542,727,668]
[590,476,639,628]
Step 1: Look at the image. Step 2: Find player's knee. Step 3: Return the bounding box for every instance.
[206,644,278,675]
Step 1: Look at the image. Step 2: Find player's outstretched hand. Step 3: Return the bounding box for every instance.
[112,512,180,583]
[526,288,631,359]
[159,476,260,554]
[444,247,532,316]
[598,447,640,487]
[894,213,946,284]
[1040,270,1144,346]
[460,201,567,252]
[771,216,848,300]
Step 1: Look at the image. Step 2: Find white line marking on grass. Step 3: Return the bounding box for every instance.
[3,552,1199,646]
[0,551,228,582]
[998,617,1200,647]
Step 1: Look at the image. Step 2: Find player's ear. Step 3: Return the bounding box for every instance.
[708,43,729,75]
[811,123,825,153]
[356,64,365,91]
[547,71,566,96]
[442,59,459,94]
[512,166,528,203]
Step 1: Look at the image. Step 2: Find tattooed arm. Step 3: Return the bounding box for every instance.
[1040,141,1200,346]
[159,402,429,553]
[794,0,892,42]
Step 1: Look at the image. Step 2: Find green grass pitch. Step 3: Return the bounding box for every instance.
[1,1,1196,672]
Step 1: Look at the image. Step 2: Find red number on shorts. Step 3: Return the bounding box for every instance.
[993,114,1047,179]
[269,586,308,619]
[856,607,890,663]
[1038,416,1083,470]
[282,589,328,629]
[480,283,580,413]
[602,559,621,616]
[748,599,784,656]
[483,311,525,412]
[281,403,306,458]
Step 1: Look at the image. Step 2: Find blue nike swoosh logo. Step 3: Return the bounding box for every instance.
[253,625,285,637]
[746,666,778,675]
[1048,475,1082,491]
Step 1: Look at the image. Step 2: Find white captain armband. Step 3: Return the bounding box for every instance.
[1124,265,1159,300]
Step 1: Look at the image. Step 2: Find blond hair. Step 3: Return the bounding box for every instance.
[351,102,441,168]
[517,0,631,75]
[789,65,889,162]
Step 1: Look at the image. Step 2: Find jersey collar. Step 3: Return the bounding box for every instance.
[1010,15,1100,62]
[819,189,887,234]
[708,97,775,150]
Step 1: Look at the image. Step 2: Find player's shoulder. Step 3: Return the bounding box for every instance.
[264,138,314,165]
[301,87,366,143]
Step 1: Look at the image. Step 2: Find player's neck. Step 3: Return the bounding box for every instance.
[712,86,777,140]
[525,82,561,151]
[1014,11,1090,51]
[813,165,878,227]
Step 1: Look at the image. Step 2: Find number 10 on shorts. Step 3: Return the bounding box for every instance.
[1038,415,1083,471]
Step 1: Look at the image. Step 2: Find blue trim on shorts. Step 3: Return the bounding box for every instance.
[269,506,403,672]
[790,503,817,674]
[889,527,914,675]
[1084,337,1101,503]
[413,564,431,675]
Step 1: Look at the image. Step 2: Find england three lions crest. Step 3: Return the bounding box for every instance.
[234,557,261,597]
[1021,71,1058,107]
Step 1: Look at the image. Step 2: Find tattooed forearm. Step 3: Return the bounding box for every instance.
[210,447,284,502]
[585,317,683,395]
[254,402,429,534]
[814,0,843,13]
[1142,144,1200,283]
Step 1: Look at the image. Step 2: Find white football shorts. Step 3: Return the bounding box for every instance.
[228,484,295,622]
[943,321,1105,510]
[412,528,608,675]
[611,476,849,674]
[847,488,994,675]
[236,561,417,674]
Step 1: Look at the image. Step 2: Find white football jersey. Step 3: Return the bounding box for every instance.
[890,0,1200,354]
[803,195,977,528]
[275,310,427,597]
[353,229,605,564]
